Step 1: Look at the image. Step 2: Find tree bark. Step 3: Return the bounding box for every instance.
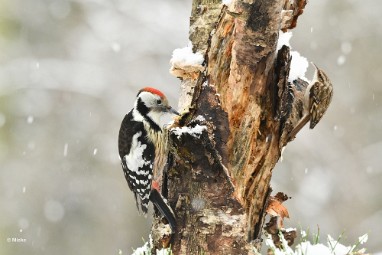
[153,0,309,254]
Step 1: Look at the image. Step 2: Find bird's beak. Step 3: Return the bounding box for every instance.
[166,106,180,116]
[311,62,319,70]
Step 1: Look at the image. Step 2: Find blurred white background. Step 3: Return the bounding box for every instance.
[0,0,381,254]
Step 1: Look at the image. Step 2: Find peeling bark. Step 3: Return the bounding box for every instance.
[152,0,313,254]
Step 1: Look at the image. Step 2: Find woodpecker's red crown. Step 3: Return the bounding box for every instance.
[139,87,165,99]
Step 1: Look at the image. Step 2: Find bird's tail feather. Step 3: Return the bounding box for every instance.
[149,189,176,234]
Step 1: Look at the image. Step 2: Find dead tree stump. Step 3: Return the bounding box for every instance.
[151,0,319,254]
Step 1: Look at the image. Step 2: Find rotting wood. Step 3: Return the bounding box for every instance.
[151,0,312,253]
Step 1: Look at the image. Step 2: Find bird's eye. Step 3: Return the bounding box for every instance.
[156,99,162,105]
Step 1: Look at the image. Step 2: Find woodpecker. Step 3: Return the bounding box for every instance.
[118,87,179,232]
[289,63,333,139]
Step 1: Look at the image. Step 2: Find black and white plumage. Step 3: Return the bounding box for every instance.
[119,113,154,213]
[118,87,178,231]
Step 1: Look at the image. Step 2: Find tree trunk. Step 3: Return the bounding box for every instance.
[153,0,309,254]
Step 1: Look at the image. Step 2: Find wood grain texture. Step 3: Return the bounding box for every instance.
[152,0,311,253]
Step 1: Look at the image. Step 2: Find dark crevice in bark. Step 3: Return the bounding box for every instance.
[151,0,312,253]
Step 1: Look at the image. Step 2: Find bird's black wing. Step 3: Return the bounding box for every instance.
[118,111,155,214]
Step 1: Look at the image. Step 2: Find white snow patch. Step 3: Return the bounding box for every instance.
[170,43,204,67]
[289,51,309,82]
[132,235,154,255]
[156,248,173,255]
[93,148,98,155]
[297,241,332,255]
[265,237,276,248]
[358,233,368,244]
[327,235,354,254]
[22,186,26,193]
[171,124,207,139]
[277,31,293,50]
[222,0,232,5]
[195,115,206,122]
[132,241,151,255]
[263,232,369,255]
[170,42,204,77]
[277,31,309,82]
